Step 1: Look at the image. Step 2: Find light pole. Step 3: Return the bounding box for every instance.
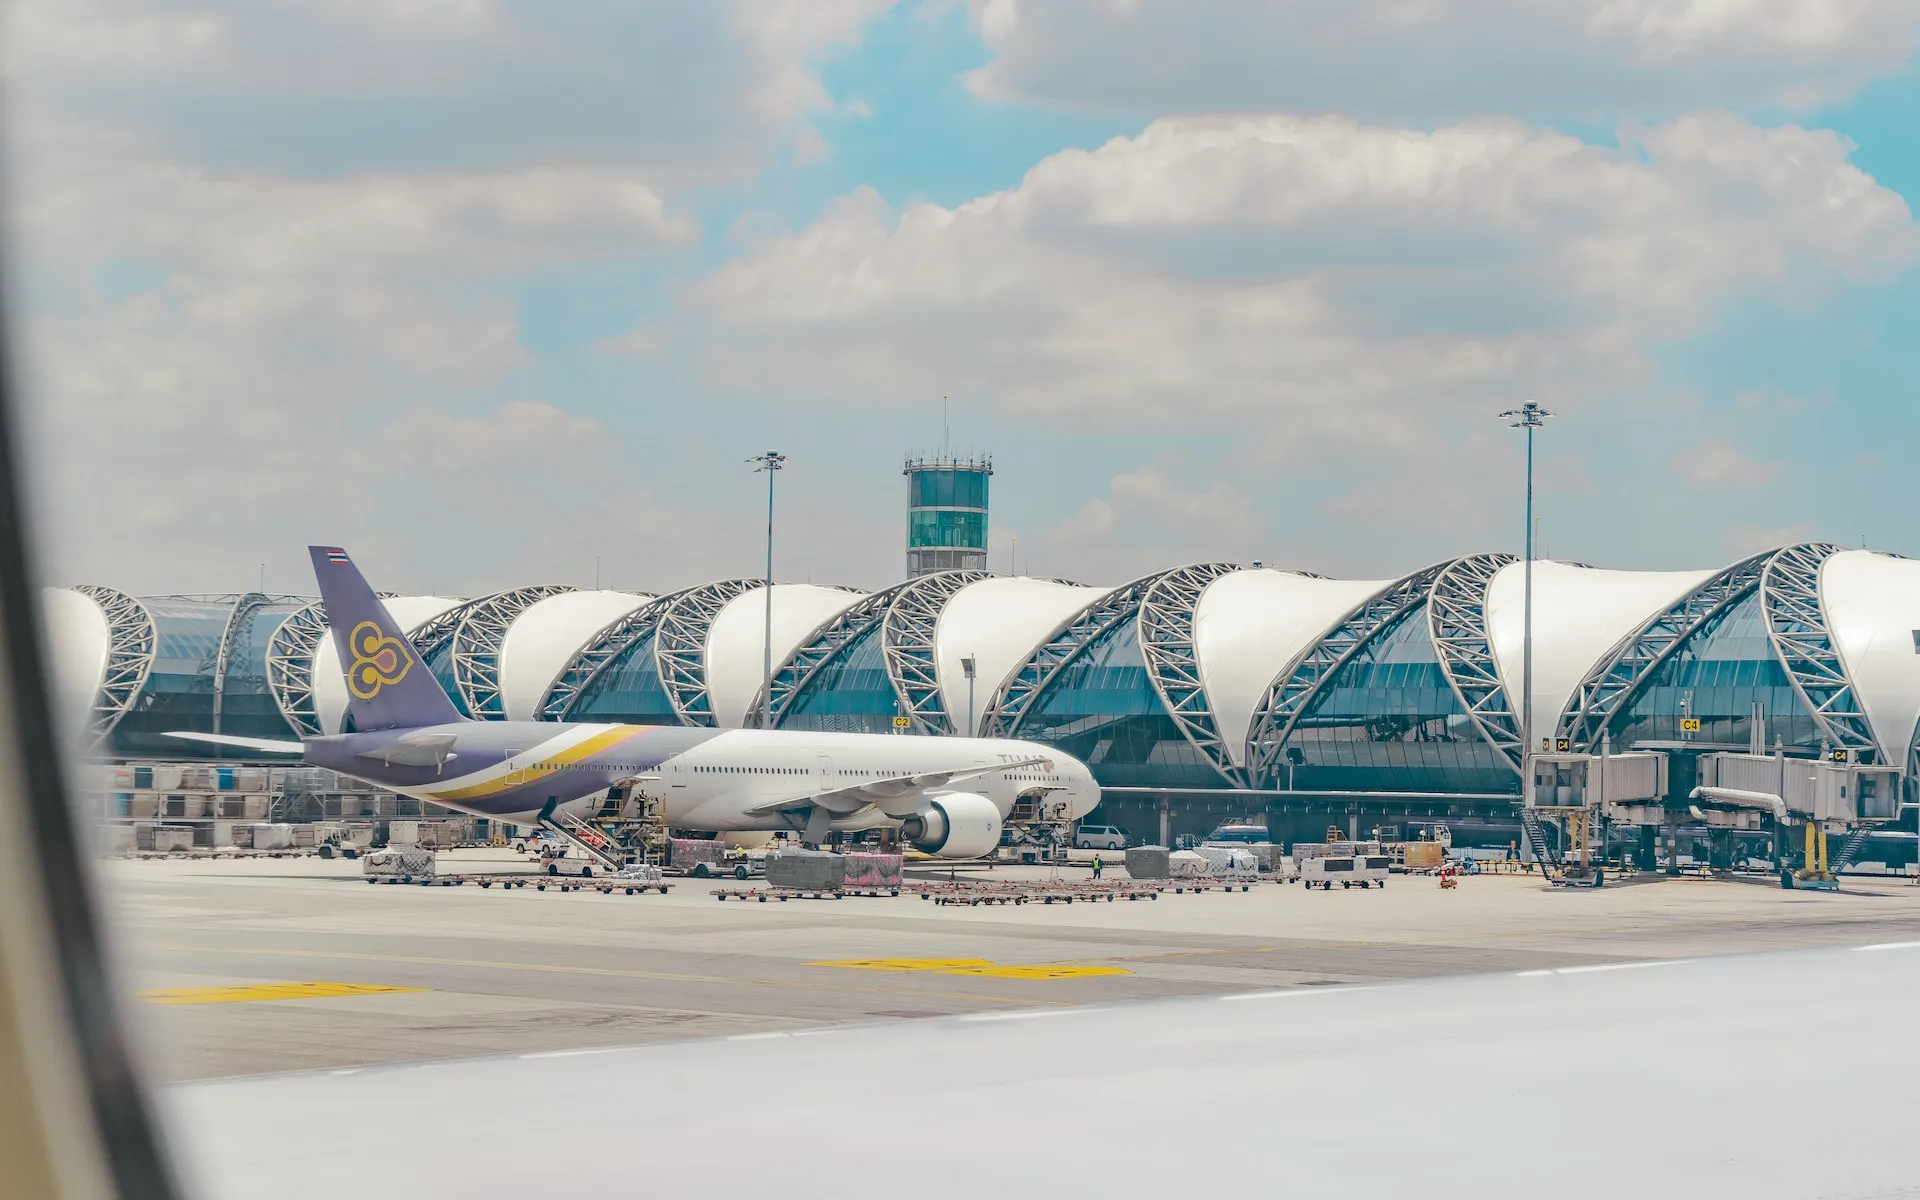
[961,655,977,738]
[748,450,786,729]
[1498,402,1551,802]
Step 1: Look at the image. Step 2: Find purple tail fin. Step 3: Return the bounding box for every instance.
[308,546,464,732]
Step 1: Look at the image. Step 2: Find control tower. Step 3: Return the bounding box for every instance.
[903,454,992,576]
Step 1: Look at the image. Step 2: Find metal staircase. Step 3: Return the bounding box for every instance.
[1521,810,1560,876]
[1831,828,1873,873]
[540,810,623,872]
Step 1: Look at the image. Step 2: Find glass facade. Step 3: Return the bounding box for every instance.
[908,508,987,551]
[1609,592,1817,752]
[905,459,991,575]
[110,598,230,757]
[216,601,304,743]
[1017,614,1221,789]
[777,620,905,734]
[909,468,989,511]
[421,640,469,718]
[1278,602,1516,796]
[567,629,679,723]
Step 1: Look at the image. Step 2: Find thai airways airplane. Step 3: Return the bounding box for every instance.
[169,547,1099,859]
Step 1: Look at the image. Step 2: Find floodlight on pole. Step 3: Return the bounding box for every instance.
[1497,401,1552,800]
[748,450,786,730]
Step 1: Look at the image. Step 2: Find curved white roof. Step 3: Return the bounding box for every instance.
[706,585,866,728]
[1486,562,1715,743]
[42,587,111,746]
[314,596,467,734]
[498,591,652,720]
[936,577,1114,736]
[1193,570,1394,767]
[1821,550,1920,762]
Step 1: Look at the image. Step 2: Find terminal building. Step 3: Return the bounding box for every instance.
[40,542,1920,850]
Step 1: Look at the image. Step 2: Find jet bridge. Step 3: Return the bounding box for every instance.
[1525,750,1666,880]
[1691,752,1900,827]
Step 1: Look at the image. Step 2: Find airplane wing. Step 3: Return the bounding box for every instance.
[170,943,1920,1200]
[162,731,304,754]
[745,755,1054,817]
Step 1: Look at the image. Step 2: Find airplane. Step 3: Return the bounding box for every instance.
[167,546,1101,860]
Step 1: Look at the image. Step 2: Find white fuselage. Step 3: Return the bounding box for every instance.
[663,731,1100,832]
[340,723,1101,833]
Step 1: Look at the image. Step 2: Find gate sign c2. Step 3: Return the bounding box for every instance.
[1680,718,1701,732]
[892,716,911,729]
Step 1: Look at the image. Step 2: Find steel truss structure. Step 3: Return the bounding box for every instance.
[1243,562,1451,789]
[405,599,479,681]
[73,584,156,752]
[265,600,330,736]
[1760,542,1879,758]
[982,574,1159,739]
[450,586,577,719]
[756,582,912,728]
[1136,563,1248,786]
[883,570,993,734]
[210,592,273,735]
[1558,552,1769,751]
[656,580,760,726]
[538,593,677,721]
[1427,553,1524,774]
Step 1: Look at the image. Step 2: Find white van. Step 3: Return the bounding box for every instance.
[1074,825,1128,851]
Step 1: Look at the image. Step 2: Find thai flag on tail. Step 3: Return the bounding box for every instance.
[324,550,351,564]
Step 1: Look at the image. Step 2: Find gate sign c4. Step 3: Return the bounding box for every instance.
[1680,718,1701,732]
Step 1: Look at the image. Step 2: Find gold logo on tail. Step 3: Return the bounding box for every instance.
[348,621,411,699]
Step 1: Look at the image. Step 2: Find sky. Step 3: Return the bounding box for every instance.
[5,0,1918,598]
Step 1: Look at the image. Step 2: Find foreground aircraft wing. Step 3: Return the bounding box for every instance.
[746,755,1053,816]
[162,731,305,754]
[170,942,1920,1199]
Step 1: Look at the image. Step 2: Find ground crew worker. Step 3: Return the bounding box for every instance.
[1091,854,1103,881]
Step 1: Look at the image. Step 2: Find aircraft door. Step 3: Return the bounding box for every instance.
[815,755,834,793]
[669,759,688,788]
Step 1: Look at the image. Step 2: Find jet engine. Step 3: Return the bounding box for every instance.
[898,793,1002,859]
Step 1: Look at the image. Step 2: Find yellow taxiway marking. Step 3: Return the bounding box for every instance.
[139,981,426,1006]
[811,957,1130,980]
[141,944,1070,1008]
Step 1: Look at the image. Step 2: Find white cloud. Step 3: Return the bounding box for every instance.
[698,111,1913,454]
[793,125,834,166]
[1016,466,1266,580]
[1679,438,1787,488]
[9,118,700,591]
[1723,520,1814,555]
[6,0,896,181]
[961,0,1920,119]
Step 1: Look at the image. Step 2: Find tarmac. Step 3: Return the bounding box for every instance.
[103,849,1920,1082]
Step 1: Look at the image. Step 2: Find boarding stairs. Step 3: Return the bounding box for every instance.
[1831,828,1873,873]
[539,809,625,872]
[1521,810,1560,877]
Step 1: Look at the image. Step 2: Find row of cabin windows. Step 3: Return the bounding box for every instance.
[683,764,1057,781]
[516,759,1059,783]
